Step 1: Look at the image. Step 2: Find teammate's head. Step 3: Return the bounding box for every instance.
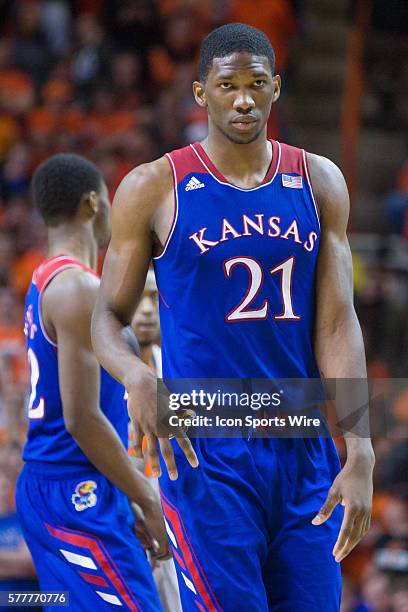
[32,153,111,247]
[194,23,281,144]
[131,269,160,347]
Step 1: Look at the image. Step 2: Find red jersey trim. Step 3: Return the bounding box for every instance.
[33,255,98,347]
[164,145,208,185]
[191,139,280,190]
[33,255,97,293]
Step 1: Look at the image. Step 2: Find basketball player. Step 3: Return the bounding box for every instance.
[131,269,162,374]
[92,24,375,611]
[16,154,167,611]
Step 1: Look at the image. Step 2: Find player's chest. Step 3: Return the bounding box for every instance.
[176,182,320,266]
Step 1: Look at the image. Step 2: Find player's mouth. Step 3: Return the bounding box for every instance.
[231,116,258,131]
[136,322,156,331]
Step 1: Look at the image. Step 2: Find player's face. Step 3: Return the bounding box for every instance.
[131,271,160,347]
[94,181,111,247]
[195,52,280,145]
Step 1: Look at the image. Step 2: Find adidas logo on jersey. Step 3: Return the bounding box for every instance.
[185,176,205,191]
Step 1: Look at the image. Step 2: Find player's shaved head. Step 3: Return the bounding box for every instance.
[32,153,103,226]
[198,23,275,83]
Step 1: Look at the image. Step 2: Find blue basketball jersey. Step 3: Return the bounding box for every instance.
[153,140,321,379]
[22,255,128,466]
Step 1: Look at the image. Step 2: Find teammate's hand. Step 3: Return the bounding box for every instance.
[132,503,156,552]
[312,457,374,562]
[126,371,199,480]
[142,501,172,561]
[132,501,171,561]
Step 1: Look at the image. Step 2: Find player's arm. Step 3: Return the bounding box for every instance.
[91,161,198,480]
[307,153,375,562]
[44,269,170,559]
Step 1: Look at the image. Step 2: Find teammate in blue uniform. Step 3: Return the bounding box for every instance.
[92,24,375,611]
[16,154,167,611]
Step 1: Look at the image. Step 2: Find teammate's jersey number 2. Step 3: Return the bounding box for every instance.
[27,348,45,419]
[223,256,300,322]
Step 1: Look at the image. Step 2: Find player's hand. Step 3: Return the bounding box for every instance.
[142,501,172,562]
[126,371,199,480]
[132,503,156,552]
[132,501,171,561]
[312,456,374,562]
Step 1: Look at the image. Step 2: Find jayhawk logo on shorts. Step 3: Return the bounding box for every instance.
[71,480,97,512]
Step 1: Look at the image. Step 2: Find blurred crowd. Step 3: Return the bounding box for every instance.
[0,1,406,610]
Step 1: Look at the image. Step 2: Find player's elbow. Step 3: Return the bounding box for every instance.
[64,411,87,439]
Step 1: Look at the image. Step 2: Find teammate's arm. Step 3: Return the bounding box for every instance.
[307,153,375,562]
[44,268,170,559]
[91,161,198,479]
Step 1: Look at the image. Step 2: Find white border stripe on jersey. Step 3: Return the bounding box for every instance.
[302,149,320,229]
[190,141,281,192]
[181,572,197,594]
[96,592,123,606]
[59,549,97,569]
[164,518,177,548]
[153,153,179,260]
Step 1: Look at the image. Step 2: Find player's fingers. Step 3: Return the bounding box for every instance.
[333,504,366,562]
[175,435,199,469]
[146,433,161,478]
[155,539,172,561]
[362,513,371,538]
[133,423,144,459]
[312,488,341,525]
[135,523,155,551]
[159,437,178,480]
[332,505,354,561]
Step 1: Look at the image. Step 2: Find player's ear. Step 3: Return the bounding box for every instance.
[272,75,281,104]
[193,81,207,107]
[81,190,99,218]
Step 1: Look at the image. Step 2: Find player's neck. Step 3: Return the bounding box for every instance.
[201,127,271,188]
[47,223,98,271]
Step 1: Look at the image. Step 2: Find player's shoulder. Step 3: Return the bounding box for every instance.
[111,155,174,231]
[115,155,172,203]
[305,151,349,220]
[43,267,99,330]
[306,152,347,195]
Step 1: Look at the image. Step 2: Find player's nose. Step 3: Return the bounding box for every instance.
[233,90,255,113]
[141,297,155,314]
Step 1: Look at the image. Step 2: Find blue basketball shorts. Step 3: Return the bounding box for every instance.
[16,462,162,612]
[159,436,343,612]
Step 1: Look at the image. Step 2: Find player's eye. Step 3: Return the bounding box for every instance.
[219,82,232,89]
[253,80,266,87]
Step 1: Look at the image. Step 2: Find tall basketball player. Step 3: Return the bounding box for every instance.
[16,154,166,611]
[92,24,375,611]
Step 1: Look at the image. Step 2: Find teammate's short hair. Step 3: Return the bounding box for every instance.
[32,153,103,225]
[199,23,275,82]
